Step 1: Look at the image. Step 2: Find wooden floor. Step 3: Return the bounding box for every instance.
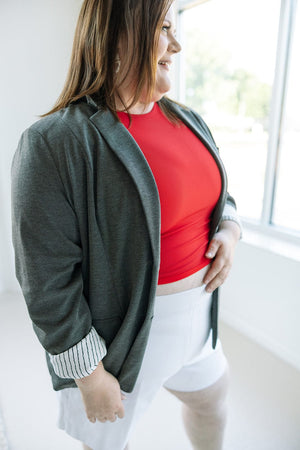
[0,291,299,450]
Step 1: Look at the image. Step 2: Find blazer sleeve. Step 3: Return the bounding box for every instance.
[11,127,107,378]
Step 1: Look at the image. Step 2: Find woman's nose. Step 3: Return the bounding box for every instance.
[168,35,182,54]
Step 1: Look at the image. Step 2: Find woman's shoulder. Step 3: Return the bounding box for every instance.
[16,99,100,171]
[27,99,96,141]
[161,97,215,140]
[161,97,206,124]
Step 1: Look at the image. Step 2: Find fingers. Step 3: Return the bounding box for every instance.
[94,409,124,423]
[117,403,125,419]
[87,401,125,424]
[205,237,222,259]
[204,262,230,293]
[88,413,118,423]
[203,229,238,292]
[204,247,232,293]
[98,413,117,423]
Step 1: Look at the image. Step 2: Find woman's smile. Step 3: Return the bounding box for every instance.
[158,60,172,71]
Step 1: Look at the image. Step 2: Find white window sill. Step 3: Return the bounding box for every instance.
[241,221,300,263]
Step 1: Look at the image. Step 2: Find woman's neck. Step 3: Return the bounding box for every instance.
[114,82,157,114]
[115,98,154,114]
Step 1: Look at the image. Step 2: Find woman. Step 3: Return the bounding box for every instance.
[11,0,242,449]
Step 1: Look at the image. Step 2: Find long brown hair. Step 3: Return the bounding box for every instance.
[43,0,179,120]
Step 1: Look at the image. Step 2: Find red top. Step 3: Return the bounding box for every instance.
[117,103,221,284]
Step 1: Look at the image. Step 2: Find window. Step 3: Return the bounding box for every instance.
[272,3,300,230]
[176,0,299,236]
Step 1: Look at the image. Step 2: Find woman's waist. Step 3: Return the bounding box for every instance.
[155,263,211,296]
[158,222,211,285]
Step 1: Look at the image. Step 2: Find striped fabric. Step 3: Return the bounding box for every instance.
[219,203,243,239]
[49,327,107,379]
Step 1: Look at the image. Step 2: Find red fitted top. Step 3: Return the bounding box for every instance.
[117,103,221,284]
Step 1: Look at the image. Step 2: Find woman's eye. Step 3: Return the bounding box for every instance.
[162,25,170,33]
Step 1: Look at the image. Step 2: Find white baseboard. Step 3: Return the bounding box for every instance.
[220,309,300,372]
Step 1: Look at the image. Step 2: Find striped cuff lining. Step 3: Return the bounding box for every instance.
[220,203,243,239]
[49,327,107,379]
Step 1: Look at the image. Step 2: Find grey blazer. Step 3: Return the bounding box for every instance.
[11,96,237,392]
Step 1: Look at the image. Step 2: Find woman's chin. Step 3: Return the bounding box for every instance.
[151,84,171,102]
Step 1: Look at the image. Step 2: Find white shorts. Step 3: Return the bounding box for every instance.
[57,285,228,450]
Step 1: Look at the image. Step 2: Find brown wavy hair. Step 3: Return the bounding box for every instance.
[43,0,179,120]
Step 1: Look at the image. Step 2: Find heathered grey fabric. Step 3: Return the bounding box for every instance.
[11,96,237,392]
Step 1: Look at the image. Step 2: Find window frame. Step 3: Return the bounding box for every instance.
[176,0,300,245]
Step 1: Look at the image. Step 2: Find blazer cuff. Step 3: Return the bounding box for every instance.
[219,203,243,239]
[48,327,107,379]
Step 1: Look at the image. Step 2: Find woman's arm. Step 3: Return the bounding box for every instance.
[12,126,126,423]
[11,127,106,378]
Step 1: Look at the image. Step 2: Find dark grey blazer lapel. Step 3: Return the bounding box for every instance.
[89,108,161,267]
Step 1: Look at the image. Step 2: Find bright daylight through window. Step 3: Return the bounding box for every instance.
[176,0,299,236]
[272,4,300,231]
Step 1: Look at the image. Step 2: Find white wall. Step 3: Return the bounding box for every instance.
[220,233,300,371]
[0,0,82,292]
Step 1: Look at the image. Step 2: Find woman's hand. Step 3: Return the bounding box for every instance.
[75,361,126,423]
[203,220,240,293]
